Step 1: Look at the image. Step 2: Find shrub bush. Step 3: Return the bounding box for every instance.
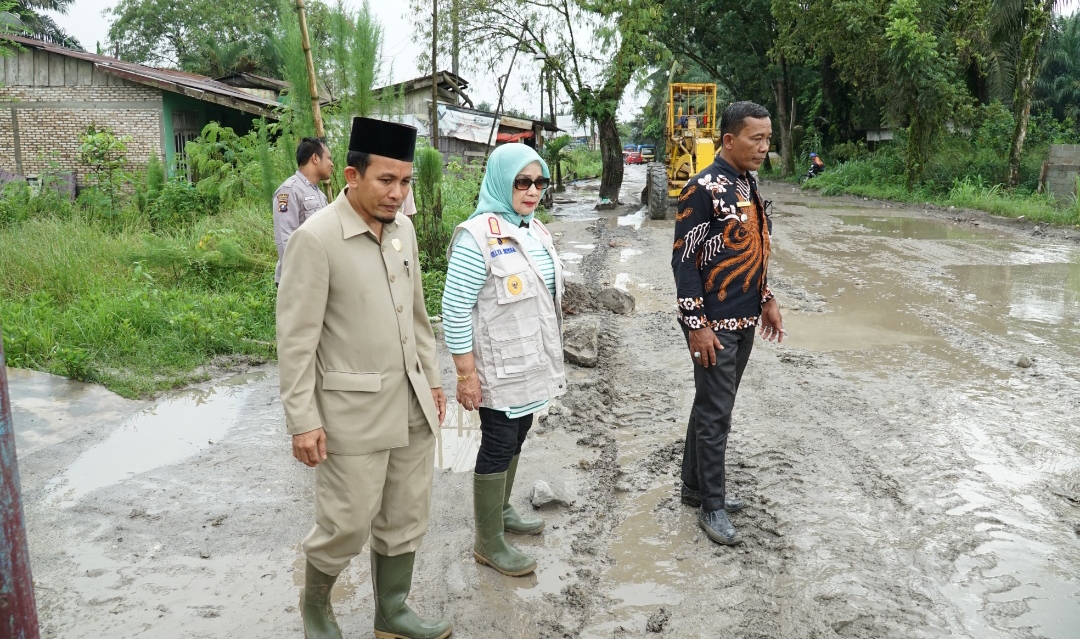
[148,180,220,232]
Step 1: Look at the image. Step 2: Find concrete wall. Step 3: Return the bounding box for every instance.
[0,50,163,183]
[1044,144,1080,200]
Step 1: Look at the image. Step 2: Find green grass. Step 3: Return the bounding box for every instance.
[565,148,602,180]
[0,204,277,397]
[1,147,563,395]
[799,148,1080,226]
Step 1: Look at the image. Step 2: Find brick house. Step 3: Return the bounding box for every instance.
[0,34,279,185]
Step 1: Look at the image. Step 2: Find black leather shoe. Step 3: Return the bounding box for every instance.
[680,484,745,512]
[698,508,741,546]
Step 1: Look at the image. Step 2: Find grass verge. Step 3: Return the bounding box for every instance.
[0,204,277,398]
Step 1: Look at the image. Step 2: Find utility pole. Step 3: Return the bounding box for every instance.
[1,327,40,639]
[482,29,527,166]
[430,0,440,149]
[296,0,333,200]
[538,31,545,123]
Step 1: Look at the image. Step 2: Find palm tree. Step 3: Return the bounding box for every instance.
[1037,14,1080,128]
[990,0,1062,186]
[182,38,260,77]
[12,0,81,49]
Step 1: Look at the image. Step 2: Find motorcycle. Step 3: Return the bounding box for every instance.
[798,162,825,185]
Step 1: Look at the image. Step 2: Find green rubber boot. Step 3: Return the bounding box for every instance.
[503,456,544,535]
[473,471,537,576]
[371,550,452,639]
[301,561,344,639]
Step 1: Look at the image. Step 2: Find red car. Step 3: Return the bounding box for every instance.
[624,151,644,165]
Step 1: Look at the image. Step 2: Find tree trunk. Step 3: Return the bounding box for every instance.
[548,70,557,126]
[451,0,460,77]
[597,112,624,202]
[776,58,795,177]
[1007,0,1056,187]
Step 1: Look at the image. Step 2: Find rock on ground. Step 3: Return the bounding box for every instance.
[531,480,574,509]
[597,287,635,314]
[563,320,599,367]
[563,281,601,315]
[646,606,671,633]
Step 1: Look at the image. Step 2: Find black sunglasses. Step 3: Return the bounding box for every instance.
[513,177,551,191]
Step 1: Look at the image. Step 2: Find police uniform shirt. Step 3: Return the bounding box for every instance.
[274,171,329,283]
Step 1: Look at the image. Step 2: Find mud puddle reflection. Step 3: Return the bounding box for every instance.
[837,215,1008,240]
[580,485,693,638]
[775,255,946,352]
[946,261,1080,332]
[46,372,267,507]
[7,367,137,458]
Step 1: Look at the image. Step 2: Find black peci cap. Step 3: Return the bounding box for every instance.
[348,117,417,162]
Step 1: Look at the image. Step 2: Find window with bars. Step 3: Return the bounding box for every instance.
[172,111,200,180]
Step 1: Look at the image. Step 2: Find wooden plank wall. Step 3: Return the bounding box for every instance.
[0,50,118,87]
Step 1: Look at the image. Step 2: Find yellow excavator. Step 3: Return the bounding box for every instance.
[644,83,719,220]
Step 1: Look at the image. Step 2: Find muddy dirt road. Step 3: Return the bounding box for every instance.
[10,165,1080,638]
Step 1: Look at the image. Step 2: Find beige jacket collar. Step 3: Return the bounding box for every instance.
[335,188,401,240]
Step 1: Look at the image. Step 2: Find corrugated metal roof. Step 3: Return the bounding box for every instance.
[1,34,280,119]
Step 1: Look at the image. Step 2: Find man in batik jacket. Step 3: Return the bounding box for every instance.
[671,101,785,546]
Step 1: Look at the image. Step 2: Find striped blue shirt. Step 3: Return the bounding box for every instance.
[443,212,557,419]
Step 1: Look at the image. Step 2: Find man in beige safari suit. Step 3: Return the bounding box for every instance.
[277,117,451,639]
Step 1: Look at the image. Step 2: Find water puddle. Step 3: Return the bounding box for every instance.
[776,258,945,352]
[619,248,643,262]
[46,373,266,506]
[780,201,871,211]
[7,367,136,459]
[942,531,1080,639]
[560,251,584,263]
[837,215,1003,240]
[1003,243,1080,266]
[945,263,1080,326]
[580,485,698,637]
[617,207,648,229]
[612,273,670,313]
[435,398,482,472]
[514,556,575,602]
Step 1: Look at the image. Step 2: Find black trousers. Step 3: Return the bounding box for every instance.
[475,408,534,475]
[681,327,755,511]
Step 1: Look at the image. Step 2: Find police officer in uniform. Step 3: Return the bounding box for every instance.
[277,117,451,639]
[273,137,332,285]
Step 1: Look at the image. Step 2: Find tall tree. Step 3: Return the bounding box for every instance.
[182,38,259,77]
[994,0,1060,186]
[415,0,662,201]
[655,0,803,173]
[880,0,963,185]
[10,0,80,48]
[107,0,279,68]
[1036,14,1080,127]
[1,0,21,46]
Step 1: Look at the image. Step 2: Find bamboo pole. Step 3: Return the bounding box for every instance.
[430,0,439,148]
[296,0,333,201]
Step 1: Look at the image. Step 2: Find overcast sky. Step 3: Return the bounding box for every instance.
[42,1,1079,123]
[44,0,647,121]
